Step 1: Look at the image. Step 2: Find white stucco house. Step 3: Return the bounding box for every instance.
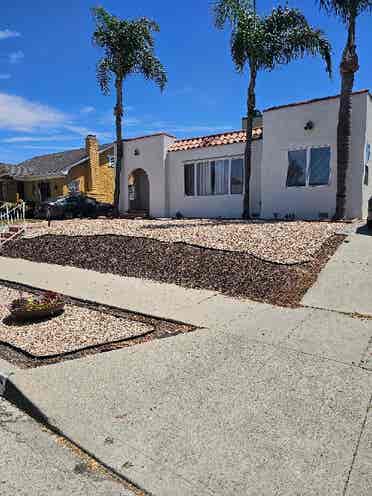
[119,89,372,220]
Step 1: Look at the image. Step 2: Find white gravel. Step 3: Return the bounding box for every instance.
[25,218,350,264]
[0,286,153,357]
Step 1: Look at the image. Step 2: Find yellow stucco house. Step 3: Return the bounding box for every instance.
[0,135,115,204]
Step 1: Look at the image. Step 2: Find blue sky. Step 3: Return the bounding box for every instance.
[0,0,371,163]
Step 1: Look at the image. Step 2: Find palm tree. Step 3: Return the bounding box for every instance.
[214,1,332,219]
[318,1,372,220]
[92,7,167,215]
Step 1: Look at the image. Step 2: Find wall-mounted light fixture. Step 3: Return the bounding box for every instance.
[304,120,314,131]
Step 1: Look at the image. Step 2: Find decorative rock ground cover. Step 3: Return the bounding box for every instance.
[24,218,348,264]
[2,233,345,307]
[0,285,153,357]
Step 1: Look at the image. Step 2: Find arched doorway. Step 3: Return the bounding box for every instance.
[128,168,149,213]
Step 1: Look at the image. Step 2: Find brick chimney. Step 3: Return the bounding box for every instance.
[85,135,99,193]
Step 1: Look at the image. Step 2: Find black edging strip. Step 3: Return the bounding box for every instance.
[0,329,155,361]
[0,278,194,327]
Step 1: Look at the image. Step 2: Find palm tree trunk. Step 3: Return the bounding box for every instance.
[113,76,123,217]
[334,15,359,220]
[242,65,257,219]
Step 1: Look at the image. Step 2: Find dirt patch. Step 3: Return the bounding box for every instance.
[0,282,196,368]
[1,233,345,307]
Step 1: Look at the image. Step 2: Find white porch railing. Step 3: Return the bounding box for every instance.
[0,202,26,233]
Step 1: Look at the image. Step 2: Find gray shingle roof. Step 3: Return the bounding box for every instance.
[5,144,113,179]
[0,162,13,178]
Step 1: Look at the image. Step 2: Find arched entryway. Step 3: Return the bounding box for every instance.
[128,168,150,213]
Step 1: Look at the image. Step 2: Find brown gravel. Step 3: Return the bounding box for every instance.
[0,285,153,357]
[2,233,346,307]
[24,218,349,264]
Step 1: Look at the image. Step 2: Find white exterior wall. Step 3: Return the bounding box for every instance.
[261,92,367,220]
[166,139,262,219]
[362,95,372,218]
[119,134,175,217]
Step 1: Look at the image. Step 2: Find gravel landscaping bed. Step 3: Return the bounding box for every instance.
[0,285,152,357]
[2,233,346,307]
[24,218,349,264]
[0,282,195,367]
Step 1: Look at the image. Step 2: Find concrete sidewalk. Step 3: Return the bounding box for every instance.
[303,230,372,315]
[0,397,136,495]
[1,256,372,494]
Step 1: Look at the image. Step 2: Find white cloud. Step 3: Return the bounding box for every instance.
[0,29,20,40]
[0,74,11,80]
[9,50,24,64]
[0,92,67,131]
[64,124,112,141]
[80,106,95,114]
[2,134,80,143]
[141,121,233,135]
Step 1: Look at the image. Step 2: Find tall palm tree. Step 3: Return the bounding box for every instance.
[214,1,332,219]
[92,7,167,215]
[318,1,372,220]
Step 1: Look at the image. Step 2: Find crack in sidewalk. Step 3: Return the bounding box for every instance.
[342,394,371,496]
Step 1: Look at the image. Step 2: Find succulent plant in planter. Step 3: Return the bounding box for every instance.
[9,291,65,321]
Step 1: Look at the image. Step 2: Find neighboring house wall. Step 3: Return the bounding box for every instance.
[120,134,174,217]
[96,148,115,203]
[0,180,17,202]
[362,94,372,218]
[166,140,262,219]
[260,91,367,220]
[3,141,115,204]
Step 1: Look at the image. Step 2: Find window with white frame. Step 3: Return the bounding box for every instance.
[108,155,116,168]
[68,180,80,193]
[184,157,243,197]
[286,146,331,188]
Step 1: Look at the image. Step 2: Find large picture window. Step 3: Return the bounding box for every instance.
[184,163,195,196]
[286,146,331,188]
[230,158,244,194]
[184,157,243,197]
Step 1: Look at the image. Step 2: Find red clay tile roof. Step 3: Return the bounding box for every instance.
[168,128,263,152]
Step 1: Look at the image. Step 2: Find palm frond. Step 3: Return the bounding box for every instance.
[317,0,372,22]
[213,0,254,28]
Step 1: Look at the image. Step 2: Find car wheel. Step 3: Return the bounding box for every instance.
[64,211,74,220]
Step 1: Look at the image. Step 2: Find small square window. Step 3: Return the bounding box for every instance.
[309,147,331,186]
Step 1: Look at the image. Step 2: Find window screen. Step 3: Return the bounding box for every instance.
[286,150,306,187]
[309,147,331,186]
[184,163,195,196]
[230,158,244,194]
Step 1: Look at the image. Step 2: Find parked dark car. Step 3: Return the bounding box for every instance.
[34,194,114,220]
